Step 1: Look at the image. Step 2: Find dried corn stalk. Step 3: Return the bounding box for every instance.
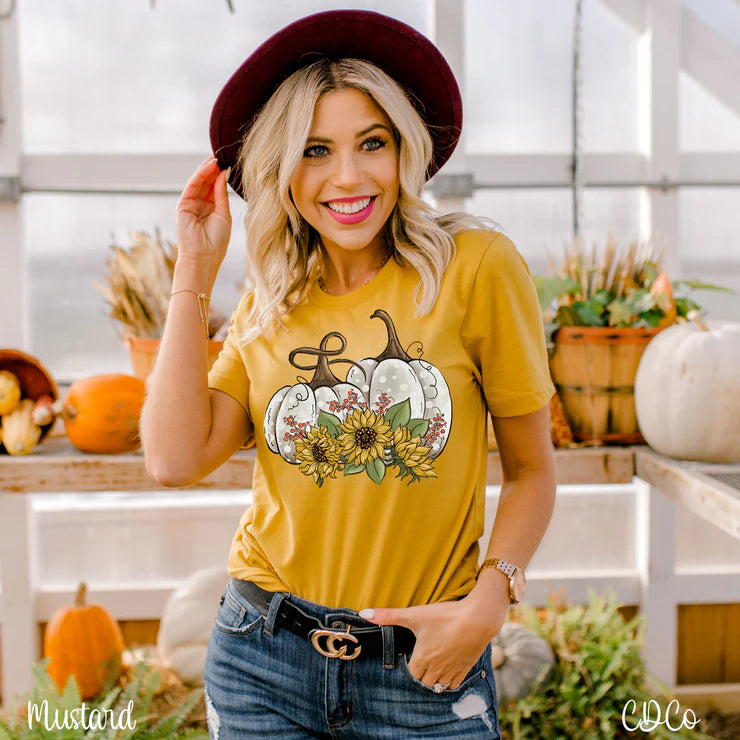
[547,231,663,302]
[91,229,178,339]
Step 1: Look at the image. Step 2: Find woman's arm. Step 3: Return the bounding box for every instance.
[465,403,556,609]
[360,403,556,691]
[140,158,235,486]
[140,256,219,486]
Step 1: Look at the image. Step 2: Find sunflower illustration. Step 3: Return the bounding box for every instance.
[295,426,343,484]
[337,408,393,466]
[392,426,436,480]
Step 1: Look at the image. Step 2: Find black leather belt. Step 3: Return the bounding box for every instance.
[230,577,416,661]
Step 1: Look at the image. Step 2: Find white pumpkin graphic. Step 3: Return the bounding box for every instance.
[263,332,368,463]
[346,310,452,457]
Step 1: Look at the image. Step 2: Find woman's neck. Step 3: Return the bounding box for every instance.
[318,243,390,296]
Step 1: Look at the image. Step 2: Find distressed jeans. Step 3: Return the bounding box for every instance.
[203,580,501,739]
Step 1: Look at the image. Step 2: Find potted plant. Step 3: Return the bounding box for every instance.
[534,233,729,444]
[92,230,228,381]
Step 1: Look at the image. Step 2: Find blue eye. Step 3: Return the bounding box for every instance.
[364,136,386,151]
[304,145,328,159]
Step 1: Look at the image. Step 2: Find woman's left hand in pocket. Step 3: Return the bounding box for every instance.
[358,592,508,690]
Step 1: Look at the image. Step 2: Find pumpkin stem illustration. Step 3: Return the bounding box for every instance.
[289,332,366,389]
[371,309,412,361]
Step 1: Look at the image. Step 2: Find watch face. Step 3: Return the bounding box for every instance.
[512,570,527,603]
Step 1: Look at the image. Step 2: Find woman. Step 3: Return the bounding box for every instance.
[142,10,556,739]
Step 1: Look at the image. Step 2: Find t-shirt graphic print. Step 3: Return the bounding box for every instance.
[263,308,452,487]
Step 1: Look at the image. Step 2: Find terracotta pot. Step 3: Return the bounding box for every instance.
[124,336,224,381]
[548,326,663,445]
[0,349,60,451]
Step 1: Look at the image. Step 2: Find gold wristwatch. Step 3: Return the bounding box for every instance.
[476,557,526,604]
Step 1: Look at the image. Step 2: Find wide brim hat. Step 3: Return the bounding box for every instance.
[210,9,462,200]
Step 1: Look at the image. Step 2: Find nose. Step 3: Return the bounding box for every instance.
[331,149,363,189]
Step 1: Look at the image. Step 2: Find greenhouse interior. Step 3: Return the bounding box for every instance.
[0,1,739,738]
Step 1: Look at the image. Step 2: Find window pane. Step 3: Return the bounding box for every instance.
[465,0,640,153]
[682,0,740,49]
[18,0,429,154]
[465,187,643,274]
[680,72,740,151]
[679,188,740,320]
[26,193,250,381]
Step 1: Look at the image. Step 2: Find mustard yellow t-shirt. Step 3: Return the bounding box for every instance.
[207,229,554,612]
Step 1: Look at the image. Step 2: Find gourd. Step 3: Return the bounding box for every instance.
[0,369,22,415]
[0,398,42,455]
[491,622,555,702]
[157,568,230,685]
[61,373,146,454]
[634,319,740,462]
[44,582,125,699]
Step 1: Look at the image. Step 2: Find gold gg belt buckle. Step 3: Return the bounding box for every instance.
[309,625,362,660]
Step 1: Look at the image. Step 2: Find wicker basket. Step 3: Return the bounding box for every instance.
[0,349,60,450]
[549,326,662,444]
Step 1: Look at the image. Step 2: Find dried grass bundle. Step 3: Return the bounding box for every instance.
[92,229,179,340]
[551,231,663,302]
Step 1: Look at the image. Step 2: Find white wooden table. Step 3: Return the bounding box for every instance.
[2,431,739,707]
[634,447,740,689]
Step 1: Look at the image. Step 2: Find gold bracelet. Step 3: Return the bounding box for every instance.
[170,289,211,337]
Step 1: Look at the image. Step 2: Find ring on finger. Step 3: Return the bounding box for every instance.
[433,681,451,693]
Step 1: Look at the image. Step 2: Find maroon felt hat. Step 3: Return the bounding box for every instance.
[210,9,462,200]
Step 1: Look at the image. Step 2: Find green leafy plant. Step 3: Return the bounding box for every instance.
[0,657,208,739]
[534,234,732,329]
[498,590,713,740]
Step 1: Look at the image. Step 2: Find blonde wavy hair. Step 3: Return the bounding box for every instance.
[235,57,495,345]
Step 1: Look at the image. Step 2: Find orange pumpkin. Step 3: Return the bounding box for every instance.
[62,373,145,453]
[44,582,125,699]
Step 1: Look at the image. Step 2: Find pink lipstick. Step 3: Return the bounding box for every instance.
[322,196,376,225]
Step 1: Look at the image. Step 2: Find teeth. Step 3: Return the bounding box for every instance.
[326,197,372,214]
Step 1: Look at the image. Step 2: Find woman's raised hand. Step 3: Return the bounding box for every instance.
[175,157,233,266]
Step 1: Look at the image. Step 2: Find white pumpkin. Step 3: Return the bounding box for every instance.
[263,331,368,463]
[157,568,230,685]
[346,309,453,457]
[634,319,740,463]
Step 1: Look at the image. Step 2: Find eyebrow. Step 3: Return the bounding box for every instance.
[305,123,391,144]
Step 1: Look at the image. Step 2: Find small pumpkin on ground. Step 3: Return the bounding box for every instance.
[61,373,146,453]
[44,582,125,699]
[157,568,230,685]
[491,621,555,703]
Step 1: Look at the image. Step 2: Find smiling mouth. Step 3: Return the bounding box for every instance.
[323,196,376,215]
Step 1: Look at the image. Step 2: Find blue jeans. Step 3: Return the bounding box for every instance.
[203,580,501,738]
